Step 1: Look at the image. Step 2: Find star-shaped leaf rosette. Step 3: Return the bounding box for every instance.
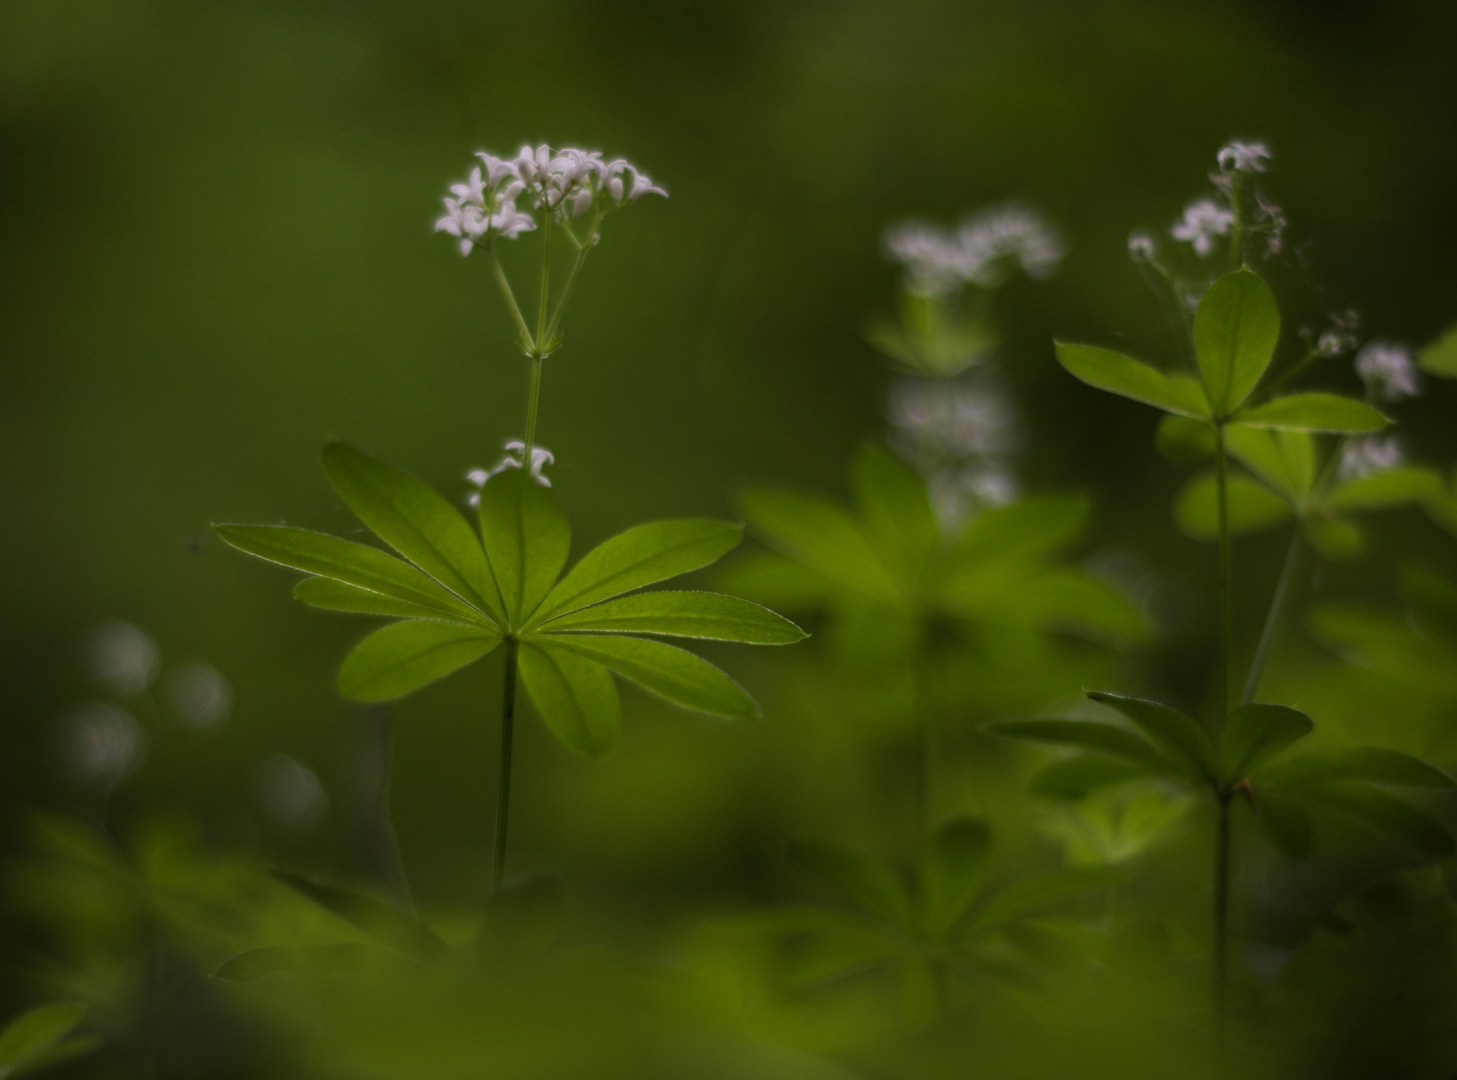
[217,443,804,756]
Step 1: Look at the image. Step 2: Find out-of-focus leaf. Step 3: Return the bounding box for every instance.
[542,634,757,719]
[1309,602,1457,696]
[1155,413,1216,462]
[1418,322,1457,377]
[1292,784,1454,857]
[538,590,805,643]
[1253,793,1313,858]
[739,489,900,604]
[1054,343,1210,417]
[1226,426,1316,504]
[918,816,991,940]
[322,441,505,623]
[477,873,565,962]
[948,495,1088,570]
[1174,471,1293,541]
[966,568,1148,645]
[338,620,502,701]
[212,943,372,982]
[984,720,1174,774]
[477,468,570,626]
[293,577,479,623]
[0,1003,88,1075]
[516,640,620,757]
[1087,691,1215,783]
[532,520,743,623]
[964,871,1106,935]
[1304,516,1365,561]
[1028,755,1147,799]
[1194,267,1281,415]
[715,551,839,608]
[1220,703,1313,783]
[1399,564,1457,640]
[1425,492,1457,538]
[1326,466,1443,510]
[792,840,912,928]
[1234,393,1388,433]
[215,525,485,622]
[850,446,939,585]
[271,871,449,962]
[1259,747,1457,790]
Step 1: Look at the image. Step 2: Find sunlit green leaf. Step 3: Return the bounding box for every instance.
[1155,413,1216,462]
[541,633,757,719]
[739,489,900,604]
[1259,747,1457,790]
[1418,322,1457,377]
[213,943,372,982]
[1193,267,1281,415]
[1304,516,1365,562]
[338,620,502,701]
[792,840,912,928]
[477,468,570,626]
[1291,784,1454,857]
[1234,393,1388,433]
[215,525,484,620]
[1220,703,1313,783]
[1054,343,1210,417]
[850,445,939,585]
[918,816,990,940]
[321,441,505,623]
[531,519,744,623]
[516,641,620,757]
[983,719,1174,774]
[1174,471,1293,541]
[1325,466,1443,511]
[1087,691,1215,783]
[538,590,806,643]
[271,871,449,962]
[1226,426,1316,504]
[0,1003,89,1074]
[293,577,485,624]
[1028,755,1147,799]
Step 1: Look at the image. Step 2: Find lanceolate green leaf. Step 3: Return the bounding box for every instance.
[294,577,487,624]
[1225,426,1316,504]
[1219,703,1313,783]
[1325,466,1443,510]
[272,870,449,962]
[950,495,1089,568]
[338,620,502,701]
[983,719,1174,773]
[1259,747,1457,790]
[739,490,901,604]
[850,446,939,584]
[1291,783,1454,857]
[531,520,744,624]
[538,591,806,643]
[215,525,485,621]
[542,633,757,719]
[792,840,912,928]
[1087,691,1215,783]
[1174,472,1292,541]
[478,468,571,627]
[0,1003,90,1076]
[1234,393,1388,433]
[516,641,621,757]
[1054,343,1210,418]
[1193,267,1281,416]
[322,441,505,623]
[918,817,990,939]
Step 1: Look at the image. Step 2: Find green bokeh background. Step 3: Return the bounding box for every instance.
[3,0,1457,1063]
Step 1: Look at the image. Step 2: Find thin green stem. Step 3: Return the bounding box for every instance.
[534,212,553,348]
[1259,348,1319,400]
[1212,793,1232,1050]
[491,639,519,896]
[489,247,534,353]
[1214,423,1232,731]
[544,209,602,345]
[1241,527,1305,706]
[522,357,543,460]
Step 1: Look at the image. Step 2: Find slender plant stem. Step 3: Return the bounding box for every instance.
[1212,793,1232,1049]
[492,639,519,895]
[522,356,543,459]
[489,247,534,351]
[1241,527,1305,706]
[1214,423,1232,730]
[534,213,553,347]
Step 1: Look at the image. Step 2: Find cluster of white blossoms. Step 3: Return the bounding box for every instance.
[435,145,667,257]
[1164,141,1281,259]
[466,440,555,502]
[1216,141,1271,174]
[1339,434,1405,480]
[1170,199,1235,258]
[888,377,1019,526]
[885,204,1064,297]
[1355,340,1422,401]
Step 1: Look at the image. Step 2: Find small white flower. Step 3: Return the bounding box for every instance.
[883,221,965,297]
[89,621,159,696]
[958,203,1064,285]
[257,754,328,831]
[62,703,146,789]
[1339,435,1404,480]
[1170,199,1235,258]
[168,663,232,728]
[1127,232,1156,261]
[467,441,555,498]
[1217,141,1272,174]
[1355,340,1421,401]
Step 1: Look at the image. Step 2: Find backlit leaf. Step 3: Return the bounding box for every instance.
[1174,471,1293,541]
[1418,322,1457,377]
[850,445,939,585]
[338,620,502,701]
[516,640,620,757]
[1226,426,1316,504]
[293,577,484,624]
[477,468,571,626]
[1234,393,1388,433]
[538,590,806,643]
[1155,414,1216,462]
[739,489,900,604]
[1193,267,1281,415]
[542,633,757,719]
[1054,343,1210,417]
[1304,516,1365,562]
[1325,466,1443,511]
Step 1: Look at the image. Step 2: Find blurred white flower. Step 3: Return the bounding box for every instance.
[884,204,1063,296]
[1127,232,1156,261]
[1339,435,1404,480]
[883,222,966,297]
[466,441,555,504]
[1170,199,1234,257]
[1255,193,1286,257]
[89,620,159,696]
[168,663,232,728]
[62,703,145,789]
[888,379,1017,463]
[1217,140,1272,174]
[1355,341,1421,401]
[257,754,328,831]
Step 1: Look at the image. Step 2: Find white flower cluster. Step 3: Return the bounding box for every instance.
[466,440,555,502]
[1339,435,1404,481]
[1170,199,1235,258]
[436,145,667,257]
[885,204,1064,297]
[1216,141,1272,174]
[1127,232,1157,261]
[1355,340,1422,401]
[888,377,1019,526]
